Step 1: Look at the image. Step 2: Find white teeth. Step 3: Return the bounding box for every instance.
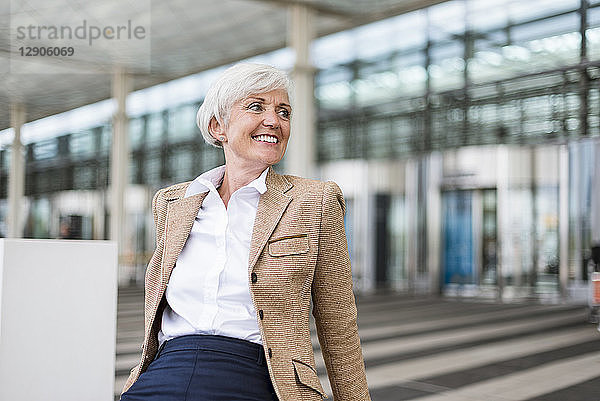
[253,135,278,143]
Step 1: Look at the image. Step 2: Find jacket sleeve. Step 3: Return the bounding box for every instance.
[312,181,371,400]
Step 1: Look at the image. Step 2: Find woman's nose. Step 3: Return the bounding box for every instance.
[262,109,280,128]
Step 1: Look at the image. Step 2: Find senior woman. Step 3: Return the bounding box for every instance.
[120,63,371,401]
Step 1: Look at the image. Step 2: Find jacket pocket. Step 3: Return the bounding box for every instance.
[292,359,326,398]
[268,234,309,257]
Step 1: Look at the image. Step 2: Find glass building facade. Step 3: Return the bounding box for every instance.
[1,0,599,298]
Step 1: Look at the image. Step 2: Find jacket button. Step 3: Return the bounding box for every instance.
[251,272,257,283]
[268,348,272,358]
[259,310,264,320]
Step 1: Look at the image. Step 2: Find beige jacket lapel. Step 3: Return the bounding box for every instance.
[161,191,208,285]
[248,168,293,269]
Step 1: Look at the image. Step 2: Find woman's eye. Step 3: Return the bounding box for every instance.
[248,103,262,111]
[278,109,290,119]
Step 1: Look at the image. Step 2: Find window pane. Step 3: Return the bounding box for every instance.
[147,113,164,143]
[319,123,347,161]
[168,105,197,141]
[33,140,57,160]
[129,117,145,150]
[70,130,95,159]
[429,41,465,92]
[316,66,353,110]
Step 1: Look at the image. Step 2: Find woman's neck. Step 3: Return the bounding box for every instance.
[218,163,267,208]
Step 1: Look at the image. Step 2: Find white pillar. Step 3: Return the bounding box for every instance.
[110,67,130,258]
[287,4,316,178]
[592,139,600,245]
[7,104,26,238]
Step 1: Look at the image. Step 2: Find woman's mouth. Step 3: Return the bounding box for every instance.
[252,134,279,144]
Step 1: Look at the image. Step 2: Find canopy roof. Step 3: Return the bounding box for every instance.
[0,0,445,130]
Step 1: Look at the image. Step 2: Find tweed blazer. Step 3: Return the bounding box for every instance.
[122,167,371,401]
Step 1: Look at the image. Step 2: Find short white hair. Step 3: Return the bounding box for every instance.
[196,63,293,148]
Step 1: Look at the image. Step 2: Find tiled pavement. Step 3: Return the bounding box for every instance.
[115,287,600,400]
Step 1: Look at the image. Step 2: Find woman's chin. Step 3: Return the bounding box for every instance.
[255,151,285,166]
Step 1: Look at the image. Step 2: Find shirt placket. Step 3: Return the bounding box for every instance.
[210,189,230,330]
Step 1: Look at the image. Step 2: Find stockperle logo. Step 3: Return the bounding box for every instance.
[10,0,151,74]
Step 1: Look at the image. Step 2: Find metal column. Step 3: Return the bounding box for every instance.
[110,68,130,259]
[496,145,509,301]
[427,152,442,294]
[405,158,419,293]
[287,4,316,178]
[7,104,26,238]
[559,144,570,297]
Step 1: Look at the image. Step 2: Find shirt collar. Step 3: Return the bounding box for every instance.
[185,165,269,198]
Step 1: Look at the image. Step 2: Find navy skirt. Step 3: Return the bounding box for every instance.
[121,335,278,401]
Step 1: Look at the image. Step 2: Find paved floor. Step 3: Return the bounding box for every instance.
[115,287,600,400]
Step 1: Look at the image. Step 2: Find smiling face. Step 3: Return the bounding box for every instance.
[210,89,291,172]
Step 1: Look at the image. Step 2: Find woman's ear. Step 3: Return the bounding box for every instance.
[209,117,225,142]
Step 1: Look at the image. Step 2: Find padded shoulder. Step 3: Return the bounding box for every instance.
[159,181,192,201]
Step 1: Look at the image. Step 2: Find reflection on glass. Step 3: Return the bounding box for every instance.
[27,197,51,239]
[389,195,407,289]
[170,150,194,183]
[168,105,197,141]
[366,119,392,159]
[100,125,111,152]
[73,165,96,190]
[129,118,145,150]
[144,155,161,185]
[481,189,498,285]
[504,188,533,286]
[536,186,560,289]
[316,66,353,110]
[1,149,8,172]
[569,140,595,280]
[319,124,347,161]
[587,26,600,61]
[34,140,57,160]
[355,67,401,107]
[70,130,95,158]
[429,42,465,92]
[147,113,164,142]
[200,147,224,173]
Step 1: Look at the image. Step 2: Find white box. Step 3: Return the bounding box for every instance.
[0,239,118,401]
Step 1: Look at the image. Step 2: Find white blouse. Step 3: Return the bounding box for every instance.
[158,165,268,345]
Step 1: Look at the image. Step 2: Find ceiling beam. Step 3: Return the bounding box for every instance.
[248,0,449,20]
[245,0,354,17]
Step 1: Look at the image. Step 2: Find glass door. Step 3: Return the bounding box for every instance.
[442,190,475,285]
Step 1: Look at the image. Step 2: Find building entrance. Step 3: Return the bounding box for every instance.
[442,190,475,286]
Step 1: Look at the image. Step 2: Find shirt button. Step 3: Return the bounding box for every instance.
[251,272,257,283]
[268,348,272,358]
[259,310,264,320]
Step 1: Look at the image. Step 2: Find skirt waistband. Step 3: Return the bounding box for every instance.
[158,335,267,366]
